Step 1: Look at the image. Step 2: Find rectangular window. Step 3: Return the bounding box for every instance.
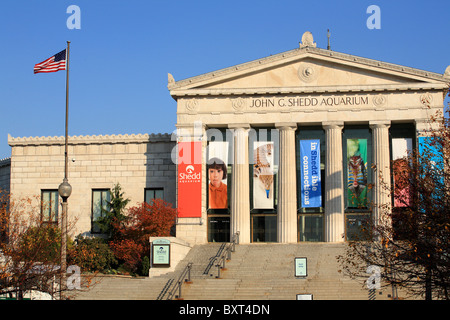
[249,128,278,243]
[390,123,416,240]
[251,214,277,243]
[296,127,325,242]
[206,128,232,242]
[41,190,59,224]
[345,213,371,241]
[298,214,324,242]
[92,189,110,233]
[145,188,164,203]
[208,216,230,243]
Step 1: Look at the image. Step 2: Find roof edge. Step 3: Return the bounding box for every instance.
[168,33,449,92]
[8,133,174,146]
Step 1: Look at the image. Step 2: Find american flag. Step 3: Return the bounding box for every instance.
[34,49,66,74]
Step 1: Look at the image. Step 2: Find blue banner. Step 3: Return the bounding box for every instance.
[300,140,322,208]
[418,136,443,188]
[418,136,442,170]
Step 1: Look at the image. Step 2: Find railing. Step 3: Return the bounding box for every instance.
[214,232,239,279]
[156,278,174,300]
[158,232,240,299]
[163,262,193,300]
[203,243,226,275]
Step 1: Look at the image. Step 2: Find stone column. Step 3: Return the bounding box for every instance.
[229,124,250,244]
[276,123,298,243]
[370,121,391,226]
[323,122,344,242]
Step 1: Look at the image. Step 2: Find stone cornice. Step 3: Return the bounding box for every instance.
[0,157,11,167]
[8,133,173,146]
[170,83,447,98]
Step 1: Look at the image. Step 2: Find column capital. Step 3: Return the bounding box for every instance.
[175,121,205,141]
[322,121,344,130]
[228,123,251,130]
[415,118,440,135]
[275,122,297,130]
[369,120,391,129]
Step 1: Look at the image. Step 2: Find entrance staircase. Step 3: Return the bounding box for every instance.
[73,242,396,300]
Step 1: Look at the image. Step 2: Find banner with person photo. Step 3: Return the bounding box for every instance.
[347,139,368,208]
[207,141,229,209]
[392,138,413,207]
[253,141,274,209]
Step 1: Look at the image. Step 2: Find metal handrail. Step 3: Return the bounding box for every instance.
[214,232,239,278]
[156,278,174,300]
[165,262,193,300]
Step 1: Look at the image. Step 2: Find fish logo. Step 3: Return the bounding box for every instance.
[186,165,195,173]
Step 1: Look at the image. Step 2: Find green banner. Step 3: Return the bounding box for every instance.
[347,139,368,208]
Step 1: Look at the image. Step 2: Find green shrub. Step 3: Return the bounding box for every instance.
[20,224,61,263]
[140,256,150,276]
[68,236,117,272]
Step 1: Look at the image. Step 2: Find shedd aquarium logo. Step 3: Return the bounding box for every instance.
[179,165,201,183]
[157,246,167,254]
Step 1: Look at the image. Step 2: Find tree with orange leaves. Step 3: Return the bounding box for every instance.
[109,198,177,275]
[0,190,93,299]
[338,108,450,300]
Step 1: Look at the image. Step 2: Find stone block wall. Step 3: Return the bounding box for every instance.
[8,133,176,237]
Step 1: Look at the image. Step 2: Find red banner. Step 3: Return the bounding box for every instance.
[177,141,202,218]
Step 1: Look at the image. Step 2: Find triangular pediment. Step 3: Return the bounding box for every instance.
[197,57,423,89]
[168,44,449,98]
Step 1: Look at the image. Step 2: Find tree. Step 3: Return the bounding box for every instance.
[109,199,177,274]
[337,110,450,300]
[67,236,117,273]
[94,183,130,241]
[0,191,94,299]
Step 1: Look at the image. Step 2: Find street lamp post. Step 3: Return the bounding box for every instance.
[58,179,71,274]
[58,41,72,289]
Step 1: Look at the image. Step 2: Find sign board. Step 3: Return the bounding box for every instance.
[178,141,202,218]
[152,239,171,267]
[300,139,321,208]
[296,294,313,300]
[294,257,307,277]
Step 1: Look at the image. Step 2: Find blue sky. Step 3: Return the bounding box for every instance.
[0,0,449,158]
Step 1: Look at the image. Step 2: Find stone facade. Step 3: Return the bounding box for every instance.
[5,32,450,246]
[8,133,176,237]
[169,32,450,245]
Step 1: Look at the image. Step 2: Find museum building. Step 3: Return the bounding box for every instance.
[5,32,450,246]
[170,32,449,245]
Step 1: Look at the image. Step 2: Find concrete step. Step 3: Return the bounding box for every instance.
[72,242,407,300]
[180,243,393,300]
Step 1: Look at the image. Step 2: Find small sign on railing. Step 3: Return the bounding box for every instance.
[294,257,307,278]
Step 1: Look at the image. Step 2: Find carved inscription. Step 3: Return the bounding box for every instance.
[248,95,370,108]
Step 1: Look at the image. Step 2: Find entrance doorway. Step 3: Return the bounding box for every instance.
[298,214,324,242]
[208,216,230,242]
[251,214,277,242]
